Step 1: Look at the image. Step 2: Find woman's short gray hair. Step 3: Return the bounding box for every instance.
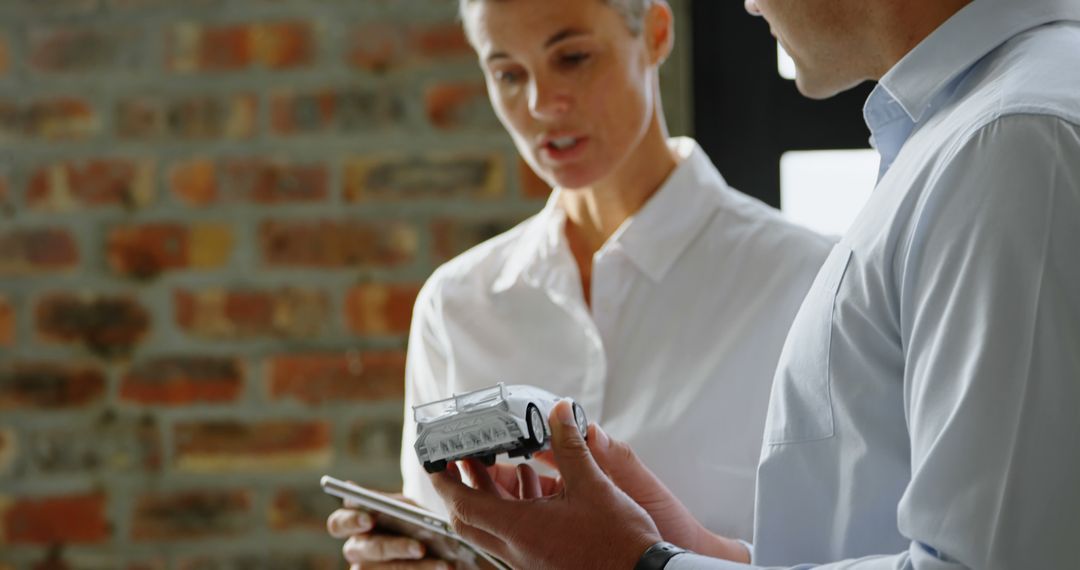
[460,0,651,36]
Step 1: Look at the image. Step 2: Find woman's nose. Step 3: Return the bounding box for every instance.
[745,0,762,16]
[528,79,571,119]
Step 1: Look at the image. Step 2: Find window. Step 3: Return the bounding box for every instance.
[780,150,879,236]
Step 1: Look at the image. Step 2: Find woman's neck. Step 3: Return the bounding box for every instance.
[559,128,678,255]
[559,116,679,308]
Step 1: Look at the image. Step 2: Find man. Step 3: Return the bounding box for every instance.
[431,0,1080,567]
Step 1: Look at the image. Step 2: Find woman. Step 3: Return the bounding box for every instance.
[328,0,833,566]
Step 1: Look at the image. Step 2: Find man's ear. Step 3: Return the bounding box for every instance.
[645,0,675,66]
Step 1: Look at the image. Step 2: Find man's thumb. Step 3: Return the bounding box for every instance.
[588,424,675,506]
[549,400,603,490]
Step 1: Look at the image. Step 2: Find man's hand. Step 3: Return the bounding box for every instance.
[326,492,452,570]
[431,400,663,570]
[583,423,751,562]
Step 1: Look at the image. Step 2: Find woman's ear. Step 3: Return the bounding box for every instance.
[645,0,675,66]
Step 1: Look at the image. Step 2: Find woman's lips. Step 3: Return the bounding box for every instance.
[539,136,589,164]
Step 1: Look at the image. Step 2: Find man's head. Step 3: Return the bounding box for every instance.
[745,0,973,99]
[459,0,674,190]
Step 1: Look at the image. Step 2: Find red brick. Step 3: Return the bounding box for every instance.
[116,94,257,140]
[346,22,472,72]
[0,228,79,275]
[132,490,251,541]
[121,357,243,405]
[0,362,106,409]
[223,159,329,203]
[27,158,155,211]
[29,26,140,73]
[1,493,109,545]
[0,296,14,347]
[170,158,329,206]
[269,87,404,135]
[408,23,473,59]
[174,288,329,340]
[169,21,314,73]
[0,428,14,474]
[344,284,420,336]
[518,156,553,198]
[176,554,338,570]
[346,24,400,72]
[344,153,505,202]
[36,294,151,356]
[4,97,99,140]
[424,80,499,130]
[27,411,163,473]
[0,35,9,76]
[107,223,233,278]
[18,0,98,16]
[348,417,404,464]
[169,159,217,206]
[173,421,331,472]
[432,217,523,262]
[269,487,341,531]
[259,220,417,269]
[267,351,405,405]
[0,175,9,210]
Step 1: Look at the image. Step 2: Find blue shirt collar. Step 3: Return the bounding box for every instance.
[864,0,1080,177]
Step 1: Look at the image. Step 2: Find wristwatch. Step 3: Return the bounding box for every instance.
[634,541,689,570]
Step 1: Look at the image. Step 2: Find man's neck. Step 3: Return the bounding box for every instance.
[871,0,973,79]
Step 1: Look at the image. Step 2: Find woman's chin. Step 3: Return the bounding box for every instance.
[545,168,602,191]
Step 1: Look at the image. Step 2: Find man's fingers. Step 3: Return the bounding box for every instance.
[430,469,524,536]
[452,518,510,563]
[460,458,502,495]
[328,507,375,538]
[517,464,542,499]
[547,400,605,493]
[489,462,522,497]
[533,449,557,469]
[343,534,426,563]
[587,423,670,502]
[364,561,455,570]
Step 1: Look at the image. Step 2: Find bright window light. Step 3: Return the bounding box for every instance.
[777,42,796,80]
[780,149,880,236]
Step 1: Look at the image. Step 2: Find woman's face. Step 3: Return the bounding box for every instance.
[463,0,659,190]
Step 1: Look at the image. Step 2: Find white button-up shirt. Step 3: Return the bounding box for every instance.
[401,138,833,540]
[672,1,1080,568]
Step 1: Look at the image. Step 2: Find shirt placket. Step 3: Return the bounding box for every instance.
[587,247,632,423]
[531,250,608,426]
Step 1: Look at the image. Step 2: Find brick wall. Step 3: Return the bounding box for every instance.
[0,0,692,568]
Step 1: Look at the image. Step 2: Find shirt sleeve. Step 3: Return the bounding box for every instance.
[399,275,454,515]
[674,114,1080,569]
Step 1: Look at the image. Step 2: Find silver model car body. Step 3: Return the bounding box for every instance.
[413,383,588,473]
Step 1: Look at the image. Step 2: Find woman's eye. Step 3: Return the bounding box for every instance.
[494,69,524,85]
[560,52,591,66]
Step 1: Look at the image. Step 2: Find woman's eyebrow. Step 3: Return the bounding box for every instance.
[484,27,591,63]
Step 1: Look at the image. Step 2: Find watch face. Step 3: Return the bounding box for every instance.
[635,541,688,570]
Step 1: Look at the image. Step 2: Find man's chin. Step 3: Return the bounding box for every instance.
[794,74,862,100]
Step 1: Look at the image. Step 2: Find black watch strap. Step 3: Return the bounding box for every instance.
[634,541,689,570]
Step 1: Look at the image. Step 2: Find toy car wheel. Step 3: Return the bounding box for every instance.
[525,403,546,448]
[479,453,497,466]
[423,459,447,474]
[572,402,588,440]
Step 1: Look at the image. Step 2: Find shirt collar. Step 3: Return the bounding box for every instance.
[864,0,1080,174]
[491,137,724,293]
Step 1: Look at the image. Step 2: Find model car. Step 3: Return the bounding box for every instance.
[413,383,588,474]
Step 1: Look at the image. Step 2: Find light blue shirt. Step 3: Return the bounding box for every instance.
[671,0,1080,568]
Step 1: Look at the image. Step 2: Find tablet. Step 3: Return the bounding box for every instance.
[320,475,510,570]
